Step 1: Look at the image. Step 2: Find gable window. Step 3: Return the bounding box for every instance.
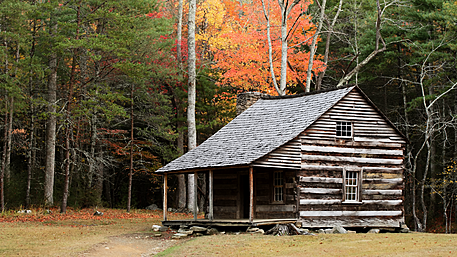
[273,171,284,202]
[342,168,362,203]
[336,121,352,137]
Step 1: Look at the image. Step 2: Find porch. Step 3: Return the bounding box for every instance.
[162,167,298,227]
[162,218,297,228]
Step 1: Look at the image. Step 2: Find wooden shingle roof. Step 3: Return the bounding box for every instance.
[156,86,355,173]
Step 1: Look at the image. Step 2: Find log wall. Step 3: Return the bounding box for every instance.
[254,169,296,219]
[298,89,406,228]
[213,171,239,219]
[253,139,301,169]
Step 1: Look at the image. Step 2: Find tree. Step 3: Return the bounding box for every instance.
[44,1,58,207]
[207,0,324,94]
[187,0,197,212]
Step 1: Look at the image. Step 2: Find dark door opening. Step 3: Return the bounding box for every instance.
[240,175,250,219]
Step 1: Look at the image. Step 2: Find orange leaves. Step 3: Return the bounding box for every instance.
[204,0,324,94]
[0,208,168,225]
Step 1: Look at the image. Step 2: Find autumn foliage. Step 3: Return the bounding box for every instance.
[196,0,325,94]
[0,208,196,225]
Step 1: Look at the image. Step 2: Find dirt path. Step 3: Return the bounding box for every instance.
[78,232,185,257]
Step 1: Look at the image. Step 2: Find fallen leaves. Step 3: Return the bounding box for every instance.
[0,208,193,226]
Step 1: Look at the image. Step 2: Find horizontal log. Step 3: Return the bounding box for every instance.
[364,173,403,180]
[256,196,270,202]
[299,210,402,217]
[364,178,403,184]
[301,155,403,165]
[299,199,402,206]
[213,206,237,212]
[362,183,403,190]
[301,165,344,171]
[354,136,405,144]
[302,168,403,175]
[214,194,237,200]
[299,217,404,228]
[261,155,301,161]
[214,174,237,179]
[301,145,403,156]
[326,115,379,122]
[362,200,402,205]
[253,162,301,170]
[300,199,341,205]
[212,184,237,190]
[327,108,379,116]
[300,187,342,194]
[300,139,403,148]
[363,167,403,173]
[256,205,295,212]
[363,189,402,195]
[267,151,301,157]
[299,176,343,184]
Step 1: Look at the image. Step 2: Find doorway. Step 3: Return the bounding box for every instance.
[240,175,250,219]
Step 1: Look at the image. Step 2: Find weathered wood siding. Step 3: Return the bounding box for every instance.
[298,89,406,228]
[254,169,296,219]
[213,171,238,219]
[253,139,301,169]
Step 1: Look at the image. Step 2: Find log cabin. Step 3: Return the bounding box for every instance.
[156,86,407,229]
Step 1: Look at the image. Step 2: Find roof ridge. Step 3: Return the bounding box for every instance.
[261,84,356,100]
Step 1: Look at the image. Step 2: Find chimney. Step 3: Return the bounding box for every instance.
[236,92,269,116]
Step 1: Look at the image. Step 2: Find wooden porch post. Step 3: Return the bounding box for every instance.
[193,171,198,221]
[249,166,254,223]
[163,173,168,221]
[209,170,213,220]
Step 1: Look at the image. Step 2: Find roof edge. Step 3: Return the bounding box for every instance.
[261,85,356,100]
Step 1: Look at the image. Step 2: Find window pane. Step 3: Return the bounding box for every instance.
[345,171,358,201]
[336,121,352,137]
[274,171,283,202]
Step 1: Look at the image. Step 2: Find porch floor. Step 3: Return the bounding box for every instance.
[162,218,297,228]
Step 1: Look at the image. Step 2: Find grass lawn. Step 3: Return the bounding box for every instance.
[0,208,191,256]
[158,232,457,257]
[2,208,457,256]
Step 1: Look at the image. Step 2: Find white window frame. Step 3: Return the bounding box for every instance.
[342,168,363,203]
[336,121,353,138]
[273,171,284,203]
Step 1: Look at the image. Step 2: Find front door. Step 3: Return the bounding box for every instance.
[240,175,250,219]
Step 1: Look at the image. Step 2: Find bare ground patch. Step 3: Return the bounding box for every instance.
[78,231,187,257]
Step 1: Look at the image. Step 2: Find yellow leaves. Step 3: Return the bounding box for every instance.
[203,0,321,93]
[196,0,229,48]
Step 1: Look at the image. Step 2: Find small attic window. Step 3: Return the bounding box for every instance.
[336,121,352,138]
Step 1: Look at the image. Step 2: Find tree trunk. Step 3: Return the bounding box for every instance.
[61,0,81,214]
[279,7,289,94]
[261,0,281,95]
[187,0,197,212]
[25,102,34,209]
[1,102,8,212]
[337,0,385,88]
[316,0,342,90]
[127,84,134,212]
[44,23,58,207]
[94,149,104,206]
[306,0,326,92]
[177,0,183,72]
[5,97,13,181]
[175,0,186,209]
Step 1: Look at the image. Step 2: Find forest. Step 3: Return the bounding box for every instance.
[1,0,457,233]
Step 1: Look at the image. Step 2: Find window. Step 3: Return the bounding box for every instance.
[336,121,352,137]
[343,168,362,203]
[273,171,284,202]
